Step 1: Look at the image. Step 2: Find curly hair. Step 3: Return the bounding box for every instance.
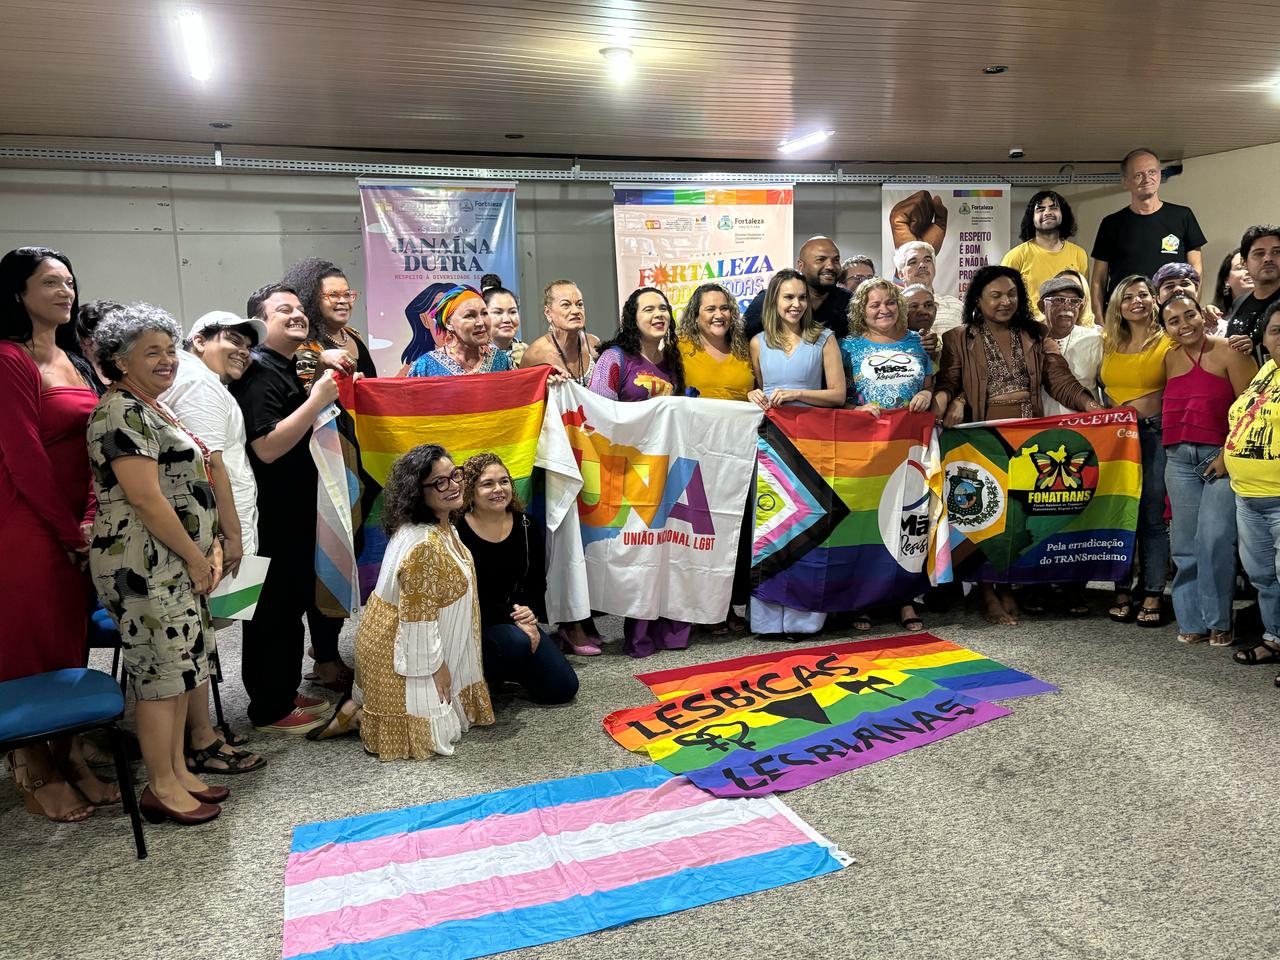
[381,444,451,535]
[1102,275,1161,353]
[91,302,182,382]
[1018,190,1077,243]
[281,257,348,341]
[0,246,83,355]
[460,452,525,515]
[961,265,1042,340]
[761,268,822,349]
[76,299,124,345]
[678,283,749,359]
[846,277,908,338]
[596,286,686,393]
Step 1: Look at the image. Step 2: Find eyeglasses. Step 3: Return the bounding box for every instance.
[422,468,464,492]
[322,290,360,304]
[1043,297,1084,307]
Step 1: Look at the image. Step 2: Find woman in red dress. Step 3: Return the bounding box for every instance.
[0,246,119,822]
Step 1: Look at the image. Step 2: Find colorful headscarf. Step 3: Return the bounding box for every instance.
[430,285,484,338]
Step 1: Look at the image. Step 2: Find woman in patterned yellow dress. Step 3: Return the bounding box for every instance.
[309,444,494,757]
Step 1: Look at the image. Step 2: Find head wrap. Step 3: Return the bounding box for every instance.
[430,285,484,338]
[1151,261,1200,293]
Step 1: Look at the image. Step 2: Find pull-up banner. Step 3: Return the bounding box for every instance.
[612,184,794,320]
[358,179,518,375]
[881,183,1010,299]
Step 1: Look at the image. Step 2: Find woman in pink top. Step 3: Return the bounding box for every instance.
[1160,293,1258,646]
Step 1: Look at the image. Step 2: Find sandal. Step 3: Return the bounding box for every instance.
[306,695,359,741]
[1208,629,1234,648]
[852,612,872,633]
[1109,592,1136,623]
[1136,599,1164,628]
[1176,632,1208,644]
[898,605,924,632]
[1233,640,1280,665]
[8,753,94,823]
[186,738,266,775]
[708,620,732,636]
[725,610,748,633]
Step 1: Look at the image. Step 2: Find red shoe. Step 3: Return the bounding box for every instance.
[254,708,326,736]
[294,694,329,715]
[189,785,230,804]
[139,786,221,825]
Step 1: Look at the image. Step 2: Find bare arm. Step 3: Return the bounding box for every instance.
[1186,248,1203,276]
[1224,346,1260,396]
[208,451,242,577]
[250,370,338,464]
[1090,260,1110,317]
[112,456,217,593]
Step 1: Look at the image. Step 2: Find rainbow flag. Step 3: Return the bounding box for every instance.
[340,367,552,597]
[934,409,1140,583]
[603,634,1034,797]
[281,766,848,960]
[752,406,943,612]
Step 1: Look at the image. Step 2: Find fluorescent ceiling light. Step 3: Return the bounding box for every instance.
[778,130,833,154]
[177,8,212,83]
[600,46,633,84]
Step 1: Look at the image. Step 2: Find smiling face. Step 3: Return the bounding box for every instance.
[486,292,520,346]
[1119,282,1154,325]
[695,290,733,343]
[545,284,585,332]
[864,285,901,337]
[448,297,491,348]
[901,248,936,287]
[21,258,76,331]
[775,278,809,327]
[421,456,462,518]
[260,292,310,353]
[471,462,514,516]
[1040,289,1084,338]
[1032,195,1062,233]
[977,276,1019,325]
[1228,253,1254,299]
[904,288,937,333]
[1160,297,1206,346]
[318,275,354,328]
[1123,151,1161,202]
[798,239,841,292]
[634,291,671,345]
[118,330,178,396]
[1157,275,1198,303]
[193,327,253,384]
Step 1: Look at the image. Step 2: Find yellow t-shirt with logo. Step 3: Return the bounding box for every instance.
[1000,240,1090,319]
[1225,359,1280,498]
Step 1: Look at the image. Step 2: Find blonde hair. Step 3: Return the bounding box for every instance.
[846,277,908,338]
[1103,275,1161,353]
[679,282,750,359]
[761,269,822,349]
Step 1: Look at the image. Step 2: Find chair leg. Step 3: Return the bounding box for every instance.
[108,723,147,860]
[208,655,230,740]
[110,645,121,682]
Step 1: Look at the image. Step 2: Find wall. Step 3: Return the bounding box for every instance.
[12,156,1269,343]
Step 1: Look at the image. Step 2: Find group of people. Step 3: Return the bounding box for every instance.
[3,144,1280,830]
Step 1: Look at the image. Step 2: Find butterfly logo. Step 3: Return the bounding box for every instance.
[1030,444,1090,490]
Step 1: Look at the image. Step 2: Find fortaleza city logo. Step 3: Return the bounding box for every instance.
[945,463,1002,530]
[1009,428,1099,516]
[562,406,716,550]
[717,215,733,230]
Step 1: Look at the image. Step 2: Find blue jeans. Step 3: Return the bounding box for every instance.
[1164,442,1237,633]
[1129,415,1171,597]
[481,623,579,704]
[1237,496,1280,643]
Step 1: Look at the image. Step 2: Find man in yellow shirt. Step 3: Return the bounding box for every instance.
[1001,190,1089,318]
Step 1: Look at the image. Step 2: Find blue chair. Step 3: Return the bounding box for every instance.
[0,668,147,859]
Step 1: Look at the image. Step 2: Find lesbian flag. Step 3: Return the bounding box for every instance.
[281,766,848,960]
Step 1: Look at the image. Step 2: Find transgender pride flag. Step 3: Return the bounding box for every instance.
[282,766,849,960]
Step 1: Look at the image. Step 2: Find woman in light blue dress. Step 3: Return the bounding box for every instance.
[747,268,846,638]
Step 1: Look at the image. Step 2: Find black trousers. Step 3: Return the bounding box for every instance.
[306,608,344,663]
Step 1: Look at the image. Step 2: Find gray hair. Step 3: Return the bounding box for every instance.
[892,240,936,275]
[92,302,182,382]
[902,283,933,299]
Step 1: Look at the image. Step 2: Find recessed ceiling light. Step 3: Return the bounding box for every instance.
[504,133,525,140]
[600,46,634,84]
[983,64,1008,75]
[778,130,834,155]
[209,121,232,129]
[176,8,213,83]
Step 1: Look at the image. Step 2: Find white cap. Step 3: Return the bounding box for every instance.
[187,310,268,347]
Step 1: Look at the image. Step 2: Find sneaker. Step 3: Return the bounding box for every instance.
[294,694,330,715]
[254,708,327,736]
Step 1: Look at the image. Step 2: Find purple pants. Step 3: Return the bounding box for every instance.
[623,617,692,658]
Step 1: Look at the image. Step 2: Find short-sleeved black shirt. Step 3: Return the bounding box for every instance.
[1090,202,1207,304]
[229,346,316,556]
[743,284,851,341]
[1225,287,1280,367]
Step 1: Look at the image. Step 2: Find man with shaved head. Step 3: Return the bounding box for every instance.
[744,235,852,339]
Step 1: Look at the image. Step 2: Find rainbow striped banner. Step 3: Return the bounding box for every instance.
[604,634,1030,797]
[934,408,1140,583]
[282,766,848,960]
[340,367,552,597]
[752,407,943,612]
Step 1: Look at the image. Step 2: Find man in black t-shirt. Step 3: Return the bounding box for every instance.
[743,235,851,340]
[230,282,341,734]
[1226,224,1280,366]
[1090,147,1207,311]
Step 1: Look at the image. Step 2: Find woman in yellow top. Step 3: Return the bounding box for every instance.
[677,283,754,401]
[1224,303,1280,672]
[1099,275,1175,626]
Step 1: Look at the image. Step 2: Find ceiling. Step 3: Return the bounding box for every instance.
[4,0,1280,166]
